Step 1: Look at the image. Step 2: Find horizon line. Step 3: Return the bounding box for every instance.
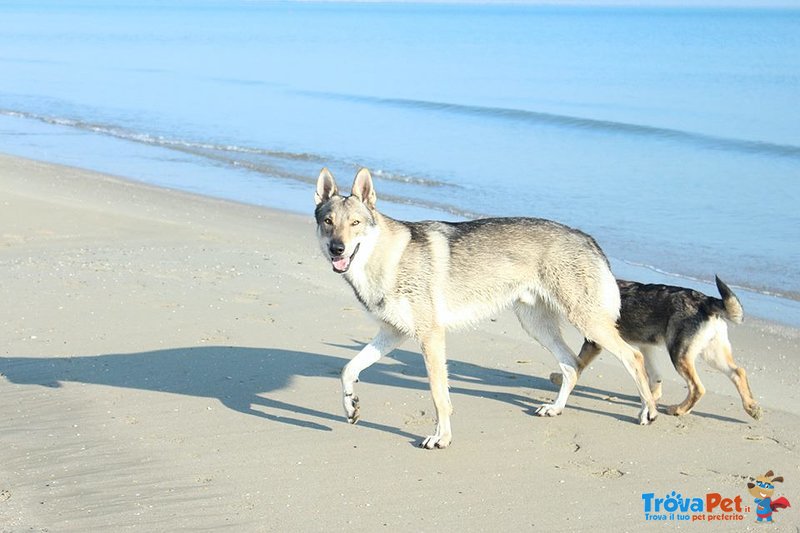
[287,0,800,8]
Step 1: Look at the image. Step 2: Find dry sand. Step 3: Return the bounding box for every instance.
[1,153,798,531]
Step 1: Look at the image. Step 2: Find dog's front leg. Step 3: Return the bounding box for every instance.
[341,325,405,424]
[419,328,453,449]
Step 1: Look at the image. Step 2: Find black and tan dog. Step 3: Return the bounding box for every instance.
[552,276,762,419]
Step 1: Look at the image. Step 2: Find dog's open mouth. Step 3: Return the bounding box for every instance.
[331,243,360,273]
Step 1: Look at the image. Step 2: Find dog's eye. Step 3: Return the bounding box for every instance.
[324,217,333,225]
[351,220,360,226]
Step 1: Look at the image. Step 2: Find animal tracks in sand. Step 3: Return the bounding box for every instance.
[403,410,436,427]
[557,435,626,479]
[563,459,626,480]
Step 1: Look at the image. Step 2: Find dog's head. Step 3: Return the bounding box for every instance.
[747,470,783,499]
[314,167,379,274]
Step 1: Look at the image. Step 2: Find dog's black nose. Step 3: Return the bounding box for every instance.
[329,241,346,256]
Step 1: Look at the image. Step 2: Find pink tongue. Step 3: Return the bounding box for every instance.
[332,256,350,271]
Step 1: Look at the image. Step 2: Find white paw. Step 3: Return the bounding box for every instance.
[639,405,658,425]
[343,394,360,424]
[420,433,451,449]
[535,404,562,417]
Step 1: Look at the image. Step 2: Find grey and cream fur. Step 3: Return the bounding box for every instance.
[551,277,762,420]
[315,167,657,449]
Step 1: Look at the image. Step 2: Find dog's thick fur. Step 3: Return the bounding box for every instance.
[551,277,762,420]
[315,168,657,449]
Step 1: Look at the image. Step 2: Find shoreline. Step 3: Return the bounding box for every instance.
[2,107,800,322]
[1,152,798,531]
[2,115,798,327]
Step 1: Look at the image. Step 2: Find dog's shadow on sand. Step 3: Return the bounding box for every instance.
[0,343,739,441]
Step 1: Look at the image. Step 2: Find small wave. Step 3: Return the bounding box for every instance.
[302,91,800,160]
[1,108,466,193]
[620,259,800,302]
[0,107,463,199]
[0,108,330,164]
[371,168,455,189]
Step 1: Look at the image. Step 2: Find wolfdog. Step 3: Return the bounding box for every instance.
[551,277,762,419]
[314,168,657,449]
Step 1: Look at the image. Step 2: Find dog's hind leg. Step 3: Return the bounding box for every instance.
[642,346,663,402]
[550,342,664,404]
[342,324,405,424]
[419,327,453,449]
[702,326,762,420]
[549,339,601,386]
[587,326,658,425]
[515,302,580,417]
[665,347,705,416]
[577,340,603,372]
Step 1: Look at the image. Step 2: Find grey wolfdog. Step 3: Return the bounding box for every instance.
[551,277,762,420]
[314,168,657,449]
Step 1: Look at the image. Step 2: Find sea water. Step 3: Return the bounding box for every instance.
[1,1,798,325]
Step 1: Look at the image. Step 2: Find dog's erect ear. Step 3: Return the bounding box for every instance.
[315,167,339,206]
[772,476,784,483]
[765,470,775,478]
[351,168,376,209]
[747,482,755,489]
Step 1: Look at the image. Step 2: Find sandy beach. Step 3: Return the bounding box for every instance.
[1,153,798,531]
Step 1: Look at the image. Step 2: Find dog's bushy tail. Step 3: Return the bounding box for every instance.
[714,275,744,324]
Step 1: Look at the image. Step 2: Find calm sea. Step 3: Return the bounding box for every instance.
[1,1,799,325]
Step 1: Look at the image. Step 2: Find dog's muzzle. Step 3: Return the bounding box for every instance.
[330,243,360,273]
